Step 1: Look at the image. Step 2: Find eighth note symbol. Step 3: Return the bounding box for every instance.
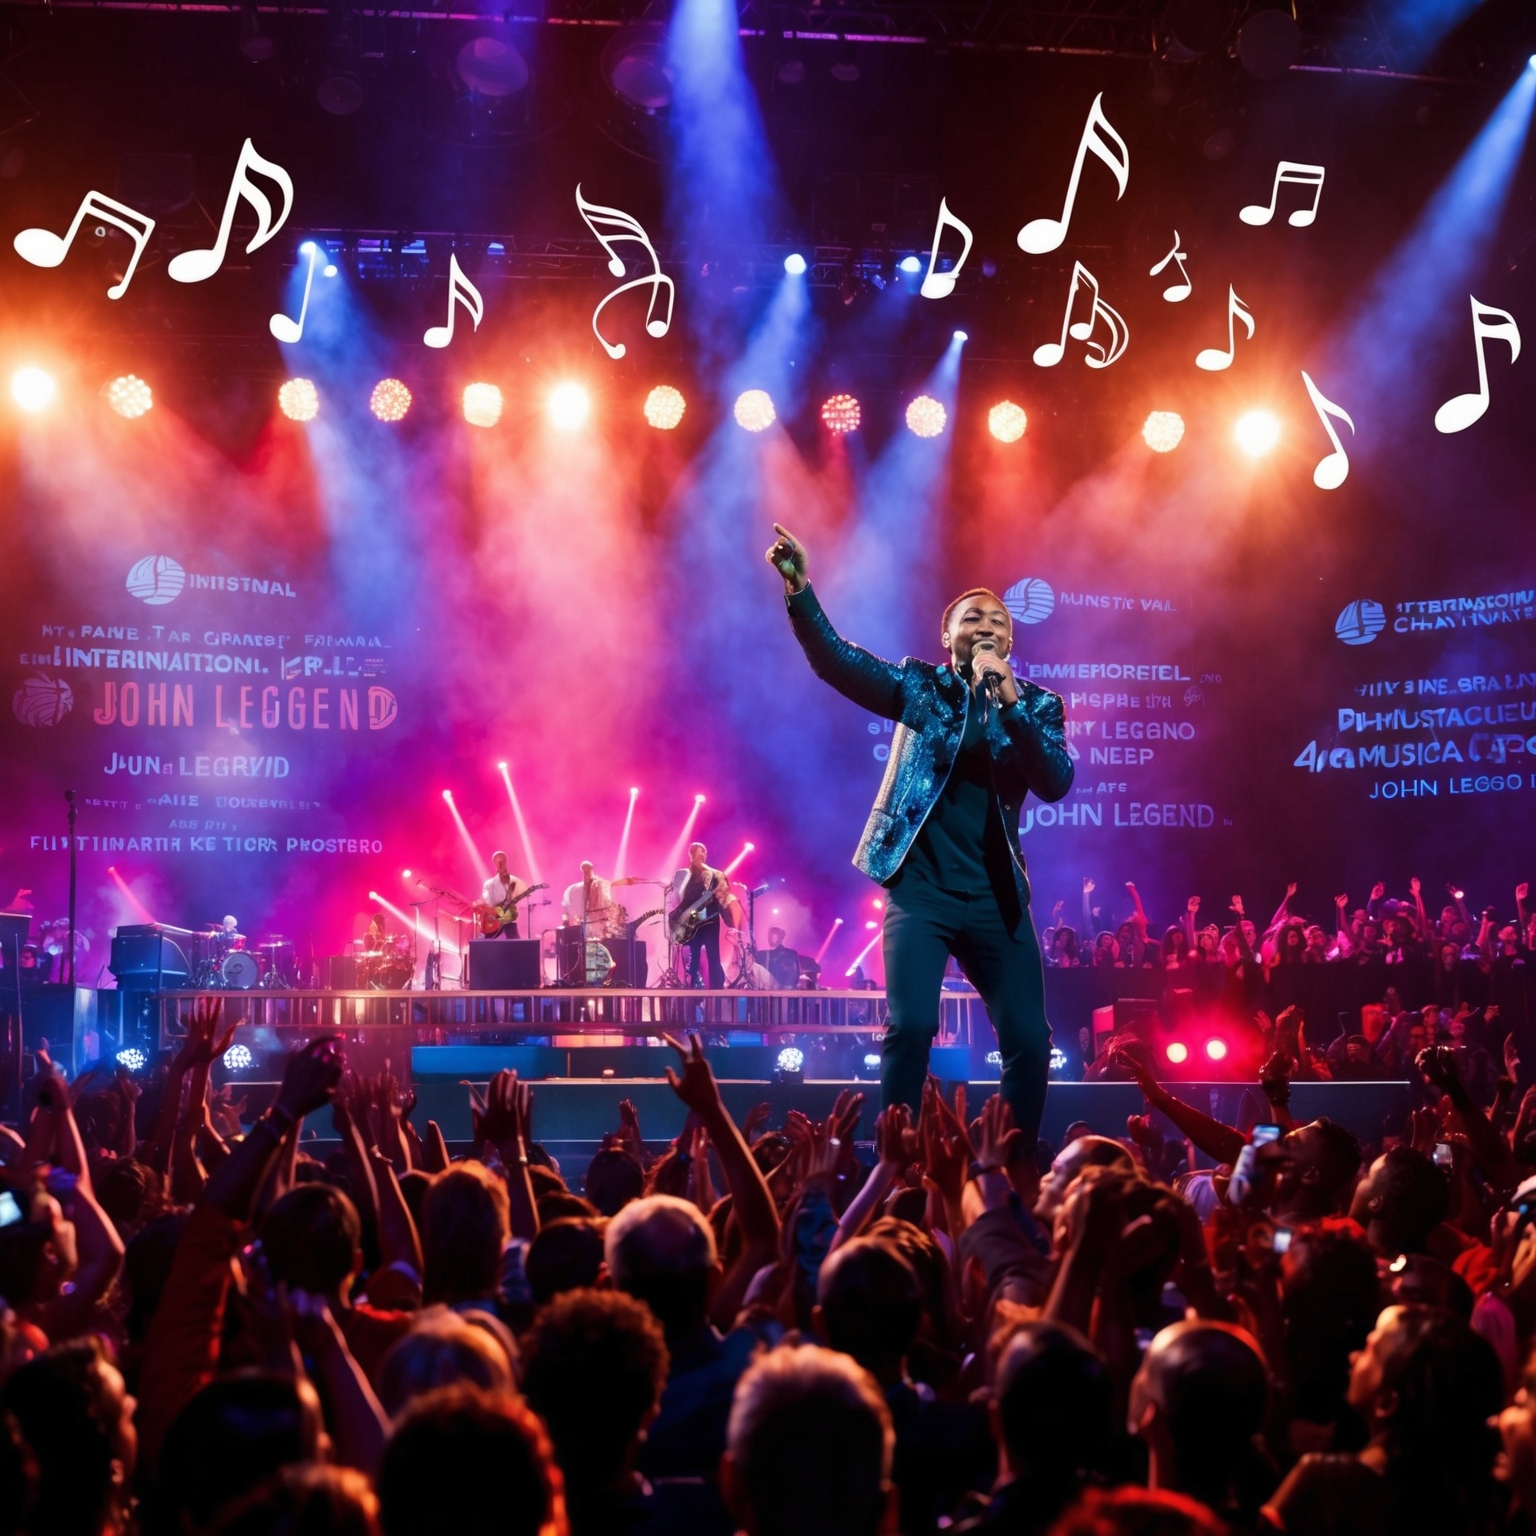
[1033,261,1129,369]
[423,255,485,349]
[269,243,317,344]
[1195,286,1255,371]
[919,198,974,300]
[1240,161,1325,228]
[1434,294,1521,434]
[14,191,156,300]
[1149,232,1191,303]
[168,139,294,284]
[575,185,674,360]
[1017,92,1130,255]
[1300,371,1355,491]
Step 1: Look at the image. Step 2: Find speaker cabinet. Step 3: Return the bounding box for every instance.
[467,940,542,989]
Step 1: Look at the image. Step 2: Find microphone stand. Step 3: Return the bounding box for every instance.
[64,789,77,990]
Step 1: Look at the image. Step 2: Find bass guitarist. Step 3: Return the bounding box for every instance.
[480,850,535,939]
[670,842,730,988]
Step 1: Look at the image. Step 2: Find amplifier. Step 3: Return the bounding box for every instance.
[109,932,190,984]
[467,940,542,990]
[327,955,359,990]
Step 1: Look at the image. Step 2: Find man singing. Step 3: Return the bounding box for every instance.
[766,523,1073,1141]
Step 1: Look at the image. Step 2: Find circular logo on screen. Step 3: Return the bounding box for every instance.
[1335,599,1386,646]
[126,555,186,605]
[1003,577,1055,625]
[13,672,73,727]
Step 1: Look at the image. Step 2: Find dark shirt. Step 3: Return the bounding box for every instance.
[902,685,1016,899]
[639,1324,757,1482]
[679,872,721,926]
[885,1381,996,1536]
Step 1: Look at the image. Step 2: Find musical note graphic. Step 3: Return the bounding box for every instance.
[1149,231,1192,303]
[1434,295,1521,434]
[269,242,317,344]
[1033,262,1130,369]
[167,139,294,284]
[575,184,675,360]
[1017,93,1130,255]
[1300,370,1355,490]
[13,191,155,300]
[1239,161,1326,228]
[1195,286,1255,371]
[423,255,485,349]
[919,197,974,300]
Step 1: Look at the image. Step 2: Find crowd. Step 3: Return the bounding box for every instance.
[1043,877,1536,974]
[7,996,1536,1536]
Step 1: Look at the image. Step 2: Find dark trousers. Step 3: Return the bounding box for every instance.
[881,874,1052,1143]
[686,920,723,988]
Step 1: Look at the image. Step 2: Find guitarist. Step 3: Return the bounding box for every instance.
[481,850,533,939]
[670,842,730,988]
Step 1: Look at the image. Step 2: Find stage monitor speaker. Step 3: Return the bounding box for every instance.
[468,940,542,990]
[327,955,359,990]
[109,932,189,985]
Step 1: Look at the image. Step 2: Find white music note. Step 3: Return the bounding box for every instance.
[1149,231,1192,303]
[1033,262,1130,369]
[269,243,317,344]
[1018,93,1130,255]
[168,139,294,284]
[423,254,485,349]
[14,191,155,300]
[919,197,974,299]
[1195,286,1255,371]
[1300,370,1355,490]
[1239,161,1326,228]
[1434,294,1521,434]
[575,184,675,360]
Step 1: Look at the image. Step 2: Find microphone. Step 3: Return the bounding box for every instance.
[973,641,1005,709]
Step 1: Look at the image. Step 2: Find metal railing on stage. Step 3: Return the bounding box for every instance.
[154,986,986,1048]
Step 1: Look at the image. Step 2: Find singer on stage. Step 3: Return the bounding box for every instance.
[767,523,1073,1141]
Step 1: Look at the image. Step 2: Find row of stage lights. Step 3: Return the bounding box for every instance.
[8,364,1290,459]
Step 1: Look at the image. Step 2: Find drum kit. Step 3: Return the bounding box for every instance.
[352,934,415,990]
[190,927,297,990]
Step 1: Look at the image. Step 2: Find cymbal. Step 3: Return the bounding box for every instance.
[258,939,291,950]
[612,875,664,886]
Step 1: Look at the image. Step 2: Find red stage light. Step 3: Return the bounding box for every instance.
[1205,1038,1229,1061]
[821,393,861,434]
[1166,1041,1189,1064]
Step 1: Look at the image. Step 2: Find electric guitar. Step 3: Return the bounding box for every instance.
[669,882,727,945]
[475,882,548,938]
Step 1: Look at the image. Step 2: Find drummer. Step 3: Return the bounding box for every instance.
[217,914,244,951]
[563,863,618,935]
[365,911,389,949]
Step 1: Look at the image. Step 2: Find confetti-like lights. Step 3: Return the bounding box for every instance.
[548,381,591,431]
[644,385,686,430]
[820,393,861,434]
[116,1047,147,1071]
[1234,409,1281,457]
[776,1047,805,1073]
[905,394,947,438]
[462,382,503,428]
[988,401,1027,443]
[370,378,412,422]
[278,378,320,421]
[1142,410,1186,453]
[11,367,56,413]
[105,374,153,419]
[223,1043,254,1070]
[734,389,776,432]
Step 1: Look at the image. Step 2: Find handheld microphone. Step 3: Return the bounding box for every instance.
[973,641,1005,713]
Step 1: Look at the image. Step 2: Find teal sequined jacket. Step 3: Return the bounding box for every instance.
[786,584,1074,905]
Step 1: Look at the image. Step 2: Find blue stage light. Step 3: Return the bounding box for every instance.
[898,255,921,274]
[776,1046,805,1073]
[784,252,807,275]
[953,329,968,343]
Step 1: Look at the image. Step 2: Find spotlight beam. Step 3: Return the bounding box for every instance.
[814,917,844,963]
[661,795,707,880]
[614,787,640,880]
[844,929,882,978]
[106,866,156,925]
[723,841,755,876]
[371,891,459,956]
[440,790,485,883]
[497,763,543,883]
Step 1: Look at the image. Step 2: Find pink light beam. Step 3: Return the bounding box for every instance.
[814,917,844,963]
[614,787,640,879]
[723,842,756,876]
[497,762,543,883]
[440,790,485,884]
[845,929,883,978]
[369,890,461,956]
[106,866,156,925]
[661,794,707,879]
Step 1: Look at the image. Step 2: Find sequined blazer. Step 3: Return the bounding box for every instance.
[786,584,1074,904]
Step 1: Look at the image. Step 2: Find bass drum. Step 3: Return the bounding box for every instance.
[369,958,413,990]
[584,941,614,985]
[221,950,260,990]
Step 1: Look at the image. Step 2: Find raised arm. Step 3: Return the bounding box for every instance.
[767,525,907,719]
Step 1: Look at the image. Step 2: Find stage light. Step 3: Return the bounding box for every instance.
[898,255,922,274]
[865,920,878,930]
[278,378,319,422]
[695,794,706,803]
[323,263,338,278]
[11,367,56,413]
[988,401,1027,443]
[370,378,412,422]
[455,28,530,97]
[734,389,776,432]
[953,329,968,342]
[1205,1037,1229,1061]
[1142,410,1186,452]
[821,393,861,434]
[1166,1041,1189,1064]
[986,1050,1003,1067]
[116,1047,147,1072]
[441,790,453,802]
[863,1053,881,1069]
[105,374,153,418]
[644,385,686,429]
[776,1047,805,1073]
[548,382,590,431]
[1234,409,1280,456]
[223,1043,253,1071]
[402,869,412,879]
[368,890,380,902]
[784,252,807,275]
[463,382,503,428]
[905,394,947,438]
